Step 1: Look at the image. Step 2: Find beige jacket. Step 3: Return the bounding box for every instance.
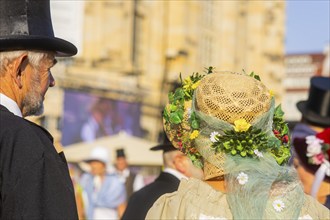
[147,178,330,220]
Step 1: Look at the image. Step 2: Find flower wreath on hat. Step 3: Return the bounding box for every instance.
[163,67,291,168]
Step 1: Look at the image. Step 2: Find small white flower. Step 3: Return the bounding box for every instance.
[237,172,248,185]
[273,199,285,212]
[298,214,313,220]
[305,135,323,145]
[210,131,219,143]
[306,139,323,157]
[306,135,324,157]
[254,149,263,158]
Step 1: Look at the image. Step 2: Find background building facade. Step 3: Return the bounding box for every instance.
[33,1,287,150]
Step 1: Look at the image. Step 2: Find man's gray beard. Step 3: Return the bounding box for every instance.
[22,92,44,117]
[21,70,44,117]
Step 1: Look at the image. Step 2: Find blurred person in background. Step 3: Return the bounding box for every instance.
[121,134,204,220]
[115,148,145,200]
[0,0,78,218]
[80,147,127,219]
[81,98,114,142]
[69,163,86,219]
[291,76,330,208]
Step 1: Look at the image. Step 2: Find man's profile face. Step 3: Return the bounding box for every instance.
[22,53,56,117]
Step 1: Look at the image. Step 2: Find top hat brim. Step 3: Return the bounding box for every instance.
[150,144,177,153]
[297,101,330,127]
[0,35,77,57]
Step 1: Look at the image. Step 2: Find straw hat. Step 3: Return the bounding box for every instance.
[163,70,289,180]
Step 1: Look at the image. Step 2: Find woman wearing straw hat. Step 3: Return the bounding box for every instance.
[0,0,78,219]
[146,69,329,219]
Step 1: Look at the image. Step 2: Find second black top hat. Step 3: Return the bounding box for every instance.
[116,148,126,158]
[296,76,330,127]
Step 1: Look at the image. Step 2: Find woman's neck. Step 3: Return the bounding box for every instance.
[205,179,226,192]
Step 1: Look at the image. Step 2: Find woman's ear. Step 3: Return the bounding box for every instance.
[10,53,28,89]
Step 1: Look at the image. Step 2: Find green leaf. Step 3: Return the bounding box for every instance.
[169,113,182,124]
[249,71,261,81]
[254,75,261,81]
[191,119,199,129]
[224,142,231,150]
[236,144,243,151]
[169,104,177,111]
[163,108,170,121]
[176,108,184,118]
[240,151,247,157]
[168,92,174,103]
[174,88,185,100]
[274,104,284,117]
[282,125,289,135]
[192,158,203,169]
[206,66,214,74]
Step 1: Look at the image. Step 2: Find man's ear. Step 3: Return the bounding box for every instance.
[173,154,186,174]
[10,53,28,89]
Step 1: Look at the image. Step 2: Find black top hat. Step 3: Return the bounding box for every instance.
[296,76,330,127]
[150,134,177,153]
[0,0,77,56]
[116,148,126,158]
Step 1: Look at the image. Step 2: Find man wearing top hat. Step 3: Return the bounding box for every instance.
[291,76,330,208]
[121,134,203,220]
[114,148,145,200]
[0,0,78,219]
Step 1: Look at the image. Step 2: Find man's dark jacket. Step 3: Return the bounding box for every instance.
[0,106,78,219]
[121,172,180,220]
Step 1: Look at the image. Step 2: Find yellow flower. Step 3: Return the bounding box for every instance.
[190,130,199,139]
[234,119,251,132]
[269,90,274,97]
[191,80,200,89]
[183,77,193,90]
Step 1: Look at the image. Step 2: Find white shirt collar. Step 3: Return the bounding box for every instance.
[117,168,130,178]
[0,93,22,117]
[163,167,188,180]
